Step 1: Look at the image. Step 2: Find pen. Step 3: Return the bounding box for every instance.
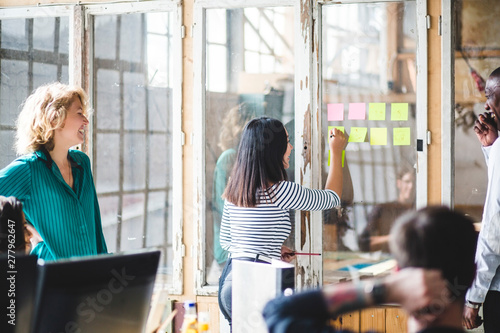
[292,252,322,256]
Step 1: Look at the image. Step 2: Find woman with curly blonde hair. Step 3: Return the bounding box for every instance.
[0,82,107,260]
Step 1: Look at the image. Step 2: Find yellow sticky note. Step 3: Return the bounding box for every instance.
[349,127,367,142]
[368,103,386,120]
[394,127,411,145]
[391,103,409,121]
[370,128,387,145]
[328,150,345,167]
[328,126,344,134]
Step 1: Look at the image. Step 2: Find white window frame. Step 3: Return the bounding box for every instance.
[193,0,306,295]
[81,1,184,295]
[315,0,428,287]
[194,0,428,295]
[0,5,74,82]
[441,0,455,207]
[1,4,184,294]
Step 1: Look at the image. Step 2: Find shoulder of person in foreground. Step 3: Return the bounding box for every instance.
[263,288,338,333]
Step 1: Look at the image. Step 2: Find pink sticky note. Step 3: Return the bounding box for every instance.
[327,103,344,121]
[348,103,366,120]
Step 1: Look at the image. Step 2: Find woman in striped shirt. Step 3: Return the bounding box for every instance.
[218,116,347,328]
[0,83,107,260]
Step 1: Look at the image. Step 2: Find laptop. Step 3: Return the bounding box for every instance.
[32,250,161,333]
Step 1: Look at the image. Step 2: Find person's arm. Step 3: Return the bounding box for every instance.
[323,268,448,320]
[463,234,500,329]
[464,138,500,329]
[325,128,347,197]
[263,268,448,333]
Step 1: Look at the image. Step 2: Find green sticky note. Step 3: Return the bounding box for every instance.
[368,103,386,120]
[370,128,387,145]
[328,126,344,134]
[328,150,345,167]
[391,103,409,121]
[394,127,411,145]
[349,127,367,142]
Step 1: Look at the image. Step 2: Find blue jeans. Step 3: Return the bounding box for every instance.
[218,258,233,328]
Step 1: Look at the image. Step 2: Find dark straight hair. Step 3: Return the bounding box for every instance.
[223,116,288,207]
[389,206,477,300]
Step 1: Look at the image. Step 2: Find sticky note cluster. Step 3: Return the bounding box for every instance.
[327,102,409,122]
[326,102,411,146]
[326,102,411,166]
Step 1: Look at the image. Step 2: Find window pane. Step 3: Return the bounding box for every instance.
[33,17,56,51]
[1,19,28,51]
[321,2,417,284]
[204,6,295,286]
[453,0,498,222]
[0,16,69,167]
[93,11,174,284]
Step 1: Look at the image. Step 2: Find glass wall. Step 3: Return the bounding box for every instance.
[0,16,69,167]
[203,6,295,286]
[453,0,500,223]
[92,11,175,285]
[321,1,417,284]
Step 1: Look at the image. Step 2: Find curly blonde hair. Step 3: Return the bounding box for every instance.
[14,82,89,155]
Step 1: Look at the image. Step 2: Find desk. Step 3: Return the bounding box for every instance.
[323,251,395,284]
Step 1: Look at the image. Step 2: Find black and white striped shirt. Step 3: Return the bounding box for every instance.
[220,181,340,260]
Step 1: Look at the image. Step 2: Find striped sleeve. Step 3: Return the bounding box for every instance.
[273,181,340,211]
[0,158,32,200]
[220,200,231,251]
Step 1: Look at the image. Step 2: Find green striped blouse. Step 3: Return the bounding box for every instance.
[0,149,108,260]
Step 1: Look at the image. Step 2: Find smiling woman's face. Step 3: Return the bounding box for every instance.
[53,96,89,148]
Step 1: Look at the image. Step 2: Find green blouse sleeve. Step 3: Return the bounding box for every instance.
[0,158,32,200]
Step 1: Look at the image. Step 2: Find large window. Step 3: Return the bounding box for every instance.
[90,10,176,288]
[320,1,421,284]
[0,2,183,294]
[86,2,182,293]
[195,0,426,293]
[195,4,295,292]
[0,11,70,168]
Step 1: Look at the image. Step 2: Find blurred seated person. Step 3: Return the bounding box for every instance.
[358,165,415,252]
[0,196,41,254]
[263,206,477,333]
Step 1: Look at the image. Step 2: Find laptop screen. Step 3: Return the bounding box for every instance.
[32,250,160,333]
